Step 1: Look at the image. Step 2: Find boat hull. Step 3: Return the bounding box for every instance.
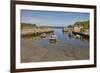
[49,39,57,43]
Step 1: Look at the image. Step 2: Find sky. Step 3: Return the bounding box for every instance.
[21,10,89,27]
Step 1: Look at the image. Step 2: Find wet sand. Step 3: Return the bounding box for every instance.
[21,37,89,63]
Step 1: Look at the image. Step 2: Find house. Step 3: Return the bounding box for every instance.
[63,25,73,32]
[73,26,83,32]
[73,22,84,32]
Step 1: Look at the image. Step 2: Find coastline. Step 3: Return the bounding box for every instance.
[21,27,54,37]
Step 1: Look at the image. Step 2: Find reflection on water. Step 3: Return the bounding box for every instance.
[21,28,89,62]
[22,28,89,50]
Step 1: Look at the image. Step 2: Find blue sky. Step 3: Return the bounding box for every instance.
[21,10,89,26]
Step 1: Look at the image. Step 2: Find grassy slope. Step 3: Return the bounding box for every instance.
[21,23,36,29]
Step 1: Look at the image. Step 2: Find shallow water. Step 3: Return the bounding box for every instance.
[21,28,89,63]
[31,28,89,49]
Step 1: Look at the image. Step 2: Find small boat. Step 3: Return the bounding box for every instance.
[75,34,81,38]
[49,38,57,43]
[49,32,57,43]
[40,33,46,38]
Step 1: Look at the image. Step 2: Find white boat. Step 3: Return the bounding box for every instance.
[49,38,57,43]
[49,33,57,43]
[75,34,81,38]
[40,33,46,38]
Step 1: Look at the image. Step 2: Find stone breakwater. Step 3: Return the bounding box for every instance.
[21,27,54,37]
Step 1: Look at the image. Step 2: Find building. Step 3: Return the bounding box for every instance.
[73,26,83,32]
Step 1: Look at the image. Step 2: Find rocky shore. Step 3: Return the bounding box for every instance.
[21,27,53,37]
[21,23,54,37]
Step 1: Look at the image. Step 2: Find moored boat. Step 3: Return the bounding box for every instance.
[49,38,57,43]
[49,32,57,43]
[40,33,46,38]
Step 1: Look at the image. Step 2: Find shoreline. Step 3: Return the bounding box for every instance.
[21,37,89,63]
[21,27,54,37]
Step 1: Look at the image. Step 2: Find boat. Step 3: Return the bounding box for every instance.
[49,38,57,43]
[49,32,57,43]
[75,34,81,38]
[49,36,57,43]
[40,33,46,38]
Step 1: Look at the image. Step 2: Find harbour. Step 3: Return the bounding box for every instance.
[21,28,89,63]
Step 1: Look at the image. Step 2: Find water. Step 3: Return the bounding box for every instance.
[31,28,89,49]
[21,28,89,62]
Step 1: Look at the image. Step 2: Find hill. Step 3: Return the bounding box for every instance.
[74,20,89,29]
[21,23,36,29]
